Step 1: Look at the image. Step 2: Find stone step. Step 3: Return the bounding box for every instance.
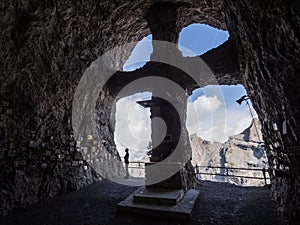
[133,187,184,205]
[117,188,199,221]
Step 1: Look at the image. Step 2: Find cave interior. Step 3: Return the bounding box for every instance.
[0,0,299,224]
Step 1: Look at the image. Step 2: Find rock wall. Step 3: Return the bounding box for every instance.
[224,1,300,223]
[0,0,144,215]
[0,0,299,223]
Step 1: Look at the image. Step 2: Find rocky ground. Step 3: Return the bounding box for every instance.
[0,179,284,225]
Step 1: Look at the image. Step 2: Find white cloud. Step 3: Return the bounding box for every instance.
[186,95,223,137]
[114,93,151,160]
[186,95,257,143]
[114,91,258,160]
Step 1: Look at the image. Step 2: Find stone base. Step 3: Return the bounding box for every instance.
[117,187,199,220]
[133,187,184,205]
[145,162,184,189]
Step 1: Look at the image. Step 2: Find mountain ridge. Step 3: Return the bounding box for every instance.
[190,118,268,186]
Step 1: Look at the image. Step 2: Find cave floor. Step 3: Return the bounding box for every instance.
[0,179,284,225]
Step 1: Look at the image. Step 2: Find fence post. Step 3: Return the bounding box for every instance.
[262,168,267,185]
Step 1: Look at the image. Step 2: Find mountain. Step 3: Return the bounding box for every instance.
[190,118,268,186]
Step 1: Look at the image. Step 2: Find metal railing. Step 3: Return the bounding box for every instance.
[123,161,183,169]
[122,161,270,185]
[194,165,270,185]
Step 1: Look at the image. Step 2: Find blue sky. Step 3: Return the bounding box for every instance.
[179,24,230,56]
[122,35,153,72]
[123,24,230,71]
[116,24,257,160]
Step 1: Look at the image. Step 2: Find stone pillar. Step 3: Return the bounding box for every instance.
[142,2,196,190]
[138,97,184,189]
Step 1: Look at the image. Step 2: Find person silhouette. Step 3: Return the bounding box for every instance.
[124,148,129,178]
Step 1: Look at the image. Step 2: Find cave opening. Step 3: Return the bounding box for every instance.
[187,84,269,186]
[178,23,229,57]
[114,92,152,163]
[1,1,298,222]
[115,23,230,167]
[122,23,231,71]
[186,84,260,143]
[123,35,153,72]
[114,23,266,185]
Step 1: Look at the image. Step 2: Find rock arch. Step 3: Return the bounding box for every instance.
[0,0,299,223]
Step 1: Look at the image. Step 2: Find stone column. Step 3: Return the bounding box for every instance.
[142,2,196,190]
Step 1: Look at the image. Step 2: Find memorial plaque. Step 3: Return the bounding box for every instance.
[0,149,4,159]
[5,109,12,115]
[41,143,47,148]
[81,146,87,154]
[72,161,79,166]
[45,151,51,156]
[29,140,39,148]
[57,154,65,159]
[16,170,25,176]
[15,160,26,167]
[282,120,287,135]
[74,155,81,160]
[61,136,67,144]
[0,100,9,107]
[7,150,15,157]
[1,114,7,120]
[87,135,93,140]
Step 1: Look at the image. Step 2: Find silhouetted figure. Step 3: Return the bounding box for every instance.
[124,148,129,178]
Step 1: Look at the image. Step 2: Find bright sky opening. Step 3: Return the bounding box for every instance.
[117,24,257,160]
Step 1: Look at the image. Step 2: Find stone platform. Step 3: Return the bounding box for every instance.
[133,187,184,205]
[117,187,199,220]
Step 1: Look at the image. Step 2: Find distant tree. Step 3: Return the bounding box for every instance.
[146,141,152,157]
[146,141,152,150]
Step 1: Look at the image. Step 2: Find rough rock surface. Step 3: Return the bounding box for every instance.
[0,179,284,225]
[224,1,300,223]
[0,0,299,223]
